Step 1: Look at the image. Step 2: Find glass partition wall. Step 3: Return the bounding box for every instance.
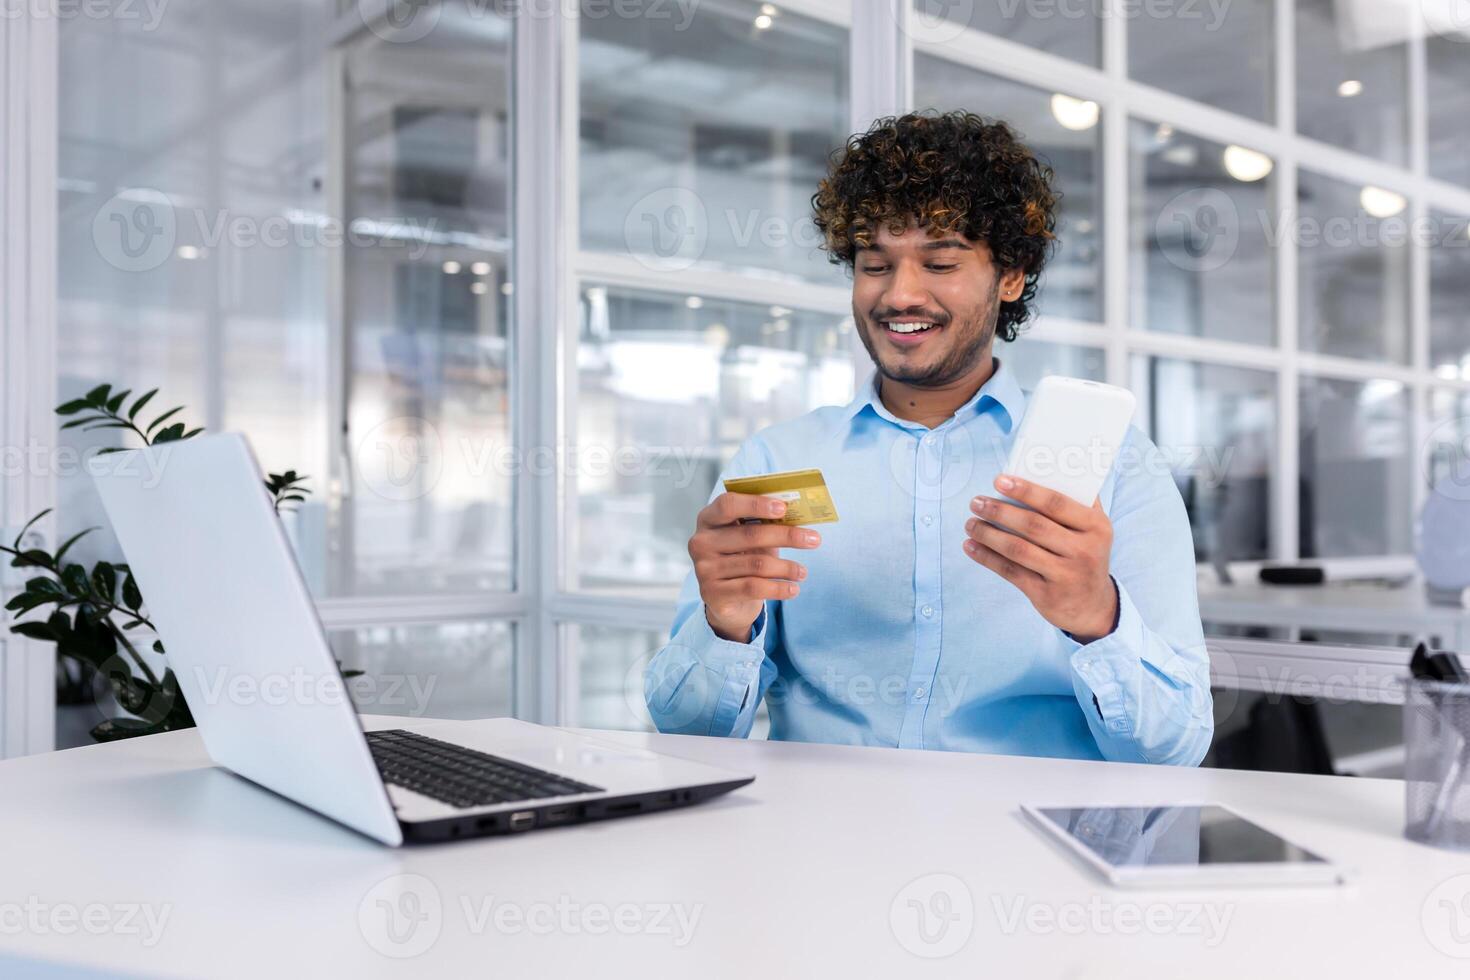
[42,1,1470,745]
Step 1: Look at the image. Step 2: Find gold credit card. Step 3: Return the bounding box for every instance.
[723,468,839,526]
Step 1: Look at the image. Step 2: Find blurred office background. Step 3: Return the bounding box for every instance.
[5,0,1470,773]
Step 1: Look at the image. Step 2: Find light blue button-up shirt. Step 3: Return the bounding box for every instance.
[645,358,1213,765]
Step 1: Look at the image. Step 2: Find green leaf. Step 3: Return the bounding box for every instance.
[9,621,59,642]
[146,406,184,435]
[152,423,186,443]
[128,388,158,421]
[55,398,93,415]
[91,716,170,742]
[181,427,204,439]
[81,421,137,432]
[24,576,62,595]
[60,563,91,596]
[122,574,143,612]
[13,508,52,548]
[91,562,117,599]
[5,593,55,614]
[52,527,97,567]
[60,416,108,430]
[95,447,129,455]
[11,550,52,568]
[84,384,111,406]
[152,640,165,654]
[105,389,131,414]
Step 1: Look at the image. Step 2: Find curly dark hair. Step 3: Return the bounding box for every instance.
[811,110,1059,342]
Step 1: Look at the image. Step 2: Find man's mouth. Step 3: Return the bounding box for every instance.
[880,317,943,345]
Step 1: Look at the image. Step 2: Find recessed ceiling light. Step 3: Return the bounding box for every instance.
[754,13,773,29]
[1222,145,1273,182]
[471,261,491,276]
[176,245,200,260]
[1338,79,1363,97]
[470,282,488,295]
[685,296,704,309]
[1359,185,1406,219]
[442,260,462,274]
[1050,93,1099,131]
[760,3,778,14]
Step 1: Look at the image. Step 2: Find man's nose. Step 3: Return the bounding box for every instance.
[881,260,930,312]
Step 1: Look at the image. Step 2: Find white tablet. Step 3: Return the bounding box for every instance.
[1022,803,1346,888]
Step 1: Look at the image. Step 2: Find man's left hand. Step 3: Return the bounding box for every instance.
[963,474,1118,644]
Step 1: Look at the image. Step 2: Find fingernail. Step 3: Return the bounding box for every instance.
[995,475,1015,491]
[970,497,988,514]
[801,530,820,546]
[787,583,800,597]
[768,500,786,517]
[796,565,808,580]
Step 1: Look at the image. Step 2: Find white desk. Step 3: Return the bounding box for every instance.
[1,717,1468,978]
[1198,576,1470,649]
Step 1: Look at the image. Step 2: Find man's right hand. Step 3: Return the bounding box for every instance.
[688,492,822,642]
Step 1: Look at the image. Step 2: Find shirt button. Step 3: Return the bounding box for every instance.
[923,433,936,445]
[922,514,934,527]
[921,604,934,618]
[913,687,926,700]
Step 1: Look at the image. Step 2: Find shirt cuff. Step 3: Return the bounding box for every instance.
[1066,580,1150,735]
[695,606,768,732]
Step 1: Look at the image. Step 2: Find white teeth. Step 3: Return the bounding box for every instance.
[884,321,937,334]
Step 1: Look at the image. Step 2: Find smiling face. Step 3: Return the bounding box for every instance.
[851,223,1026,388]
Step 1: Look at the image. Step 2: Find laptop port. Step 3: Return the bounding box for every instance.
[542,806,573,825]
[508,811,536,832]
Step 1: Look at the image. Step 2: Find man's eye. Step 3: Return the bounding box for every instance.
[927,264,957,272]
[861,264,890,275]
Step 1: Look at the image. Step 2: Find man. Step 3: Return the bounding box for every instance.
[644,111,1212,765]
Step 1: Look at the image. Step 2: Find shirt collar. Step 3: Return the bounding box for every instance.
[841,356,1026,434]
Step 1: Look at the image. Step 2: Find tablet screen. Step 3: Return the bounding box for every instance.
[1032,805,1328,868]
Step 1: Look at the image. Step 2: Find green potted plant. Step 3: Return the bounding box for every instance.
[2,384,341,741]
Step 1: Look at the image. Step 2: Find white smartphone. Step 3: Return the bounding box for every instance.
[1002,376,1136,506]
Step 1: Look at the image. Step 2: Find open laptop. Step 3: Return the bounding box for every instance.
[91,433,753,846]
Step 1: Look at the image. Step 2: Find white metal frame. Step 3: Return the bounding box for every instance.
[1,8,58,757]
[909,2,1470,568]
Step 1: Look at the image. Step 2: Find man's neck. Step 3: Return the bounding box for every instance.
[878,354,997,429]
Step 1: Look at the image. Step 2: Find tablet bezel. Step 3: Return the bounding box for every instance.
[1021,802,1346,889]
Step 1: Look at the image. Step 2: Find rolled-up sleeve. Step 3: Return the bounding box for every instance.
[645,438,784,738]
[1065,431,1215,766]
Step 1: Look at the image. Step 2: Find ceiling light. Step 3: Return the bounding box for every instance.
[1222,145,1273,182]
[470,282,488,295]
[442,260,462,274]
[1360,185,1407,219]
[471,261,491,276]
[754,13,773,29]
[685,296,704,309]
[175,245,200,260]
[1337,79,1363,97]
[1050,93,1099,131]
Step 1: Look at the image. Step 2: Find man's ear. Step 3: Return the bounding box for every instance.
[998,267,1026,303]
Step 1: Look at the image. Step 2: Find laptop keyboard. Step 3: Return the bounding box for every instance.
[367,729,603,810]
